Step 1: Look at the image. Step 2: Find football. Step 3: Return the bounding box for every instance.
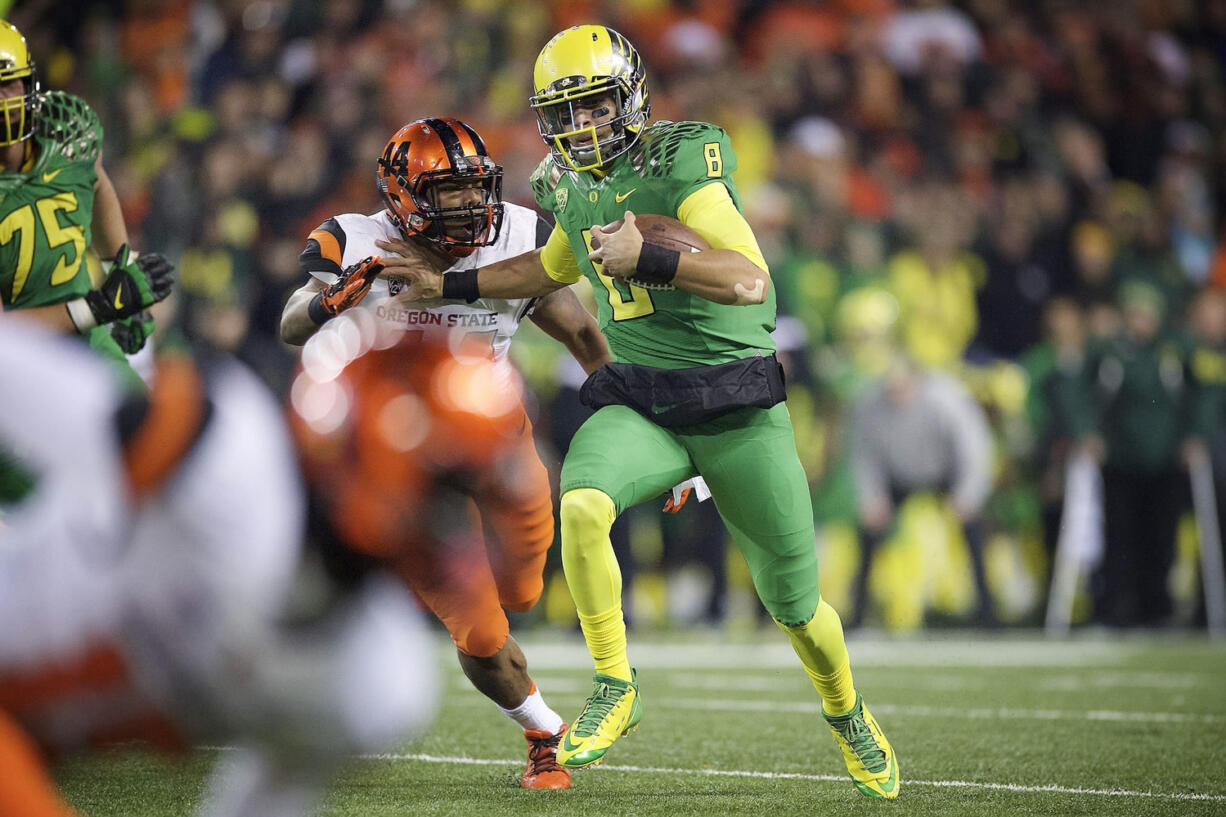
[593,212,710,253]
[592,213,709,290]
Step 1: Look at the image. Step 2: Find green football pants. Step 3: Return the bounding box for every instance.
[560,402,821,626]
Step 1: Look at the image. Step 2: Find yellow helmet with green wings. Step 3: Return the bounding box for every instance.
[0,21,40,147]
[530,25,650,172]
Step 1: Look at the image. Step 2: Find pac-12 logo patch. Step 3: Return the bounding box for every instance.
[386,276,406,296]
[555,187,568,213]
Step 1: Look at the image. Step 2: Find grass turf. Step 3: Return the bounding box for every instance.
[56,631,1226,816]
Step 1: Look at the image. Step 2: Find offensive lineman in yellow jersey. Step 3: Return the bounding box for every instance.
[381,25,898,798]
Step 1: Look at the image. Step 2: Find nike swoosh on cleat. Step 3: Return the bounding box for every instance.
[559,731,586,754]
[855,757,898,798]
[614,188,636,203]
[879,758,898,794]
[42,168,63,183]
[113,287,124,311]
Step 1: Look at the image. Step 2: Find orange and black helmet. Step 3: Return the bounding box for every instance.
[376,117,504,258]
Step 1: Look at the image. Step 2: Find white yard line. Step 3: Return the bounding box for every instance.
[445,689,1225,725]
[509,636,1225,669]
[647,698,1226,725]
[520,669,1212,694]
[363,751,1226,803]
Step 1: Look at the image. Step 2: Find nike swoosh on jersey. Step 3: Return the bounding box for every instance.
[614,188,637,203]
[42,168,63,183]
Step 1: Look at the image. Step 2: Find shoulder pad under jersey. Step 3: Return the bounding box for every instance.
[632,120,731,182]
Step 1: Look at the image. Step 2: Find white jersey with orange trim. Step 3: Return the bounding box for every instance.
[0,318,439,817]
[300,202,547,361]
[0,316,128,674]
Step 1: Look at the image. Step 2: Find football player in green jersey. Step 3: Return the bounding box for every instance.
[380,24,898,798]
[0,20,173,502]
[0,20,173,369]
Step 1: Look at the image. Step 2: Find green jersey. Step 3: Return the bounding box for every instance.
[532,120,775,369]
[0,92,134,374]
[0,91,100,310]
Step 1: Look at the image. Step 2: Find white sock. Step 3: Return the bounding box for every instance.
[497,682,564,734]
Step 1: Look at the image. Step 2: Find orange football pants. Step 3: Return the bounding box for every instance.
[0,643,186,817]
[396,406,555,658]
[0,710,78,817]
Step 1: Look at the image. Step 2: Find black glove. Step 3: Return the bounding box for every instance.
[85,245,174,325]
[110,309,155,354]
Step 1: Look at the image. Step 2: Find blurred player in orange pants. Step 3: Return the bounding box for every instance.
[281,117,611,790]
[290,307,594,790]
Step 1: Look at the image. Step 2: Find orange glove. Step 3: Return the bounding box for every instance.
[663,486,692,513]
[308,255,384,324]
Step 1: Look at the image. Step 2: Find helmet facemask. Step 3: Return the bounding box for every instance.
[531,75,647,172]
[0,59,39,148]
[378,151,505,259]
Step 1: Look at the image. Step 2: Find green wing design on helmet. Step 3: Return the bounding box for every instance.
[36,92,103,165]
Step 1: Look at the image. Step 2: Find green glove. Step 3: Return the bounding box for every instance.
[85,244,175,325]
[110,309,156,354]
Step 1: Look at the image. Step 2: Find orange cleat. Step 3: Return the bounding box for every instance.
[521,723,572,790]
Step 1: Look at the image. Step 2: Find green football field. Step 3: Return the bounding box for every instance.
[57,631,1226,816]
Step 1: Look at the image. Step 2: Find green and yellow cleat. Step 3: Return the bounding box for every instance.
[556,669,642,769]
[823,693,900,799]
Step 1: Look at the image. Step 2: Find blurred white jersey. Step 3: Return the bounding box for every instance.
[115,354,307,736]
[0,318,128,672]
[0,318,439,817]
[305,203,542,361]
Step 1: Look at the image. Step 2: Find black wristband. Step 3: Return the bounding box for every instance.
[307,293,332,325]
[634,242,680,286]
[442,268,481,303]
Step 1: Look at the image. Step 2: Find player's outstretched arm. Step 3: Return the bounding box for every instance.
[528,287,611,375]
[281,256,384,345]
[378,242,567,303]
[280,278,329,345]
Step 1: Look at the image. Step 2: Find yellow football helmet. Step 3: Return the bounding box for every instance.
[530,25,650,172]
[0,21,39,148]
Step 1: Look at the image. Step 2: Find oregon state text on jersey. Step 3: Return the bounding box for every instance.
[298,202,544,361]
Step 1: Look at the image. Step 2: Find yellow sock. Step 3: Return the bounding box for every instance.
[776,599,858,716]
[561,488,632,682]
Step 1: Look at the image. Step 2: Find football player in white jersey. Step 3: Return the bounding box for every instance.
[280,117,610,790]
[0,314,439,817]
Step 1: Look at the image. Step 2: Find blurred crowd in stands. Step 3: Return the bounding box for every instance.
[15,0,1226,630]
